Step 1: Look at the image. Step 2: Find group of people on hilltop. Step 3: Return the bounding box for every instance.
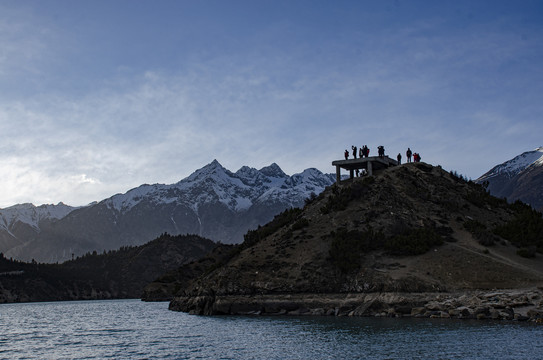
[404,147,422,163]
[344,145,422,164]
[344,145,377,160]
[345,145,372,160]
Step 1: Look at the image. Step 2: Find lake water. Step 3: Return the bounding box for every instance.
[0,299,542,359]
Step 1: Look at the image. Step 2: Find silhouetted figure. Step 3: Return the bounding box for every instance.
[413,153,421,162]
[364,145,370,157]
[352,145,357,159]
[359,147,363,158]
[378,146,385,157]
[344,149,349,160]
[397,153,402,164]
[406,148,412,163]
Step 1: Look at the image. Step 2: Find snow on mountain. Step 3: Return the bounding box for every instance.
[478,147,543,181]
[259,163,288,179]
[477,146,543,211]
[0,202,77,232]
[105,184,171,212]
[103,160,334,214]
[1,161,334,231]
[1,160,337,262]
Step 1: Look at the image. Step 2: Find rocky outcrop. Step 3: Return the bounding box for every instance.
[170,288,543,322]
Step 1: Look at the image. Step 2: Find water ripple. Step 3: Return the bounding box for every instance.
[0,300,542,359]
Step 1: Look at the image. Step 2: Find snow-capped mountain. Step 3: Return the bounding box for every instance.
[0,160,335,263]
[0,202,76,232]
[102,160,328,214]
[0,203,78,256]
[477,147,543,210]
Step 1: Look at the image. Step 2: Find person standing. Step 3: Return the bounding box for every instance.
[352,145,357,159]
[344,149,349,160]
[406,148,412,163]
[397,153,402,164]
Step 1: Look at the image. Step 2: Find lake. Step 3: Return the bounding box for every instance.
[0,299,542,359]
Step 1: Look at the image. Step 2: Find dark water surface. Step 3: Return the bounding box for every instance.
[1,299,542,359]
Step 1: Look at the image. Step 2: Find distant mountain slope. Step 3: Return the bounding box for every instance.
[0,233,215,303]
[1,160,336,263]
[477,147,543,210]
[0,203,78,256]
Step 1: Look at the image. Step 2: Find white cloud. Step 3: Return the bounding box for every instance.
[71,174,101,185]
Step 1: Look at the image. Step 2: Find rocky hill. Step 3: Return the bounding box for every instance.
[142,243,235,302]
[166,162,543,320]
[477,147,543,211]
[1,160,335,263]
[0,233,215,303]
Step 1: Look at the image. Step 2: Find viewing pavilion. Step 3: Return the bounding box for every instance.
[332,156,398,183]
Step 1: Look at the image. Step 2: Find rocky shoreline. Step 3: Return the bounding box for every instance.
[170,288,543,322]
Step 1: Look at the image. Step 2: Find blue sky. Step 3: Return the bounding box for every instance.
[0,0,542,207]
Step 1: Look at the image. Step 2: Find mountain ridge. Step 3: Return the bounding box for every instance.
[0,160,336,263]
[477,146,543,210]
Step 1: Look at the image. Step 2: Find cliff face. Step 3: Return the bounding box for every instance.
[167,163,543,316]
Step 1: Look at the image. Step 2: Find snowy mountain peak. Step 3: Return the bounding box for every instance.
[105,184,163,212]
[1,161,338,261]
[0,202,78,232]
[477,146,543,211]
[235,165,261,179]
[184,159,231,182]
[479,147,543,181]
[259,163,287,178]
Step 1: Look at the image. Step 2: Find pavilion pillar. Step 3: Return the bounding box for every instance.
[336,165,341,183]
[367,161,373,176]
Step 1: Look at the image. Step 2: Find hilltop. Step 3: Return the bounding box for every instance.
[166,162,543,319]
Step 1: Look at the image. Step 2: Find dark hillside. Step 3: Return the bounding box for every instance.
[167,163,543,317]
[0,234,214,303]
[142,243,235,301]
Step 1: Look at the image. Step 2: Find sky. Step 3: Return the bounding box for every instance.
[0,0,542,208]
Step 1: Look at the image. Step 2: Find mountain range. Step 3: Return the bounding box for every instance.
[3,147,541,264]
[477,147,543,210]
[0,160,335,263]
